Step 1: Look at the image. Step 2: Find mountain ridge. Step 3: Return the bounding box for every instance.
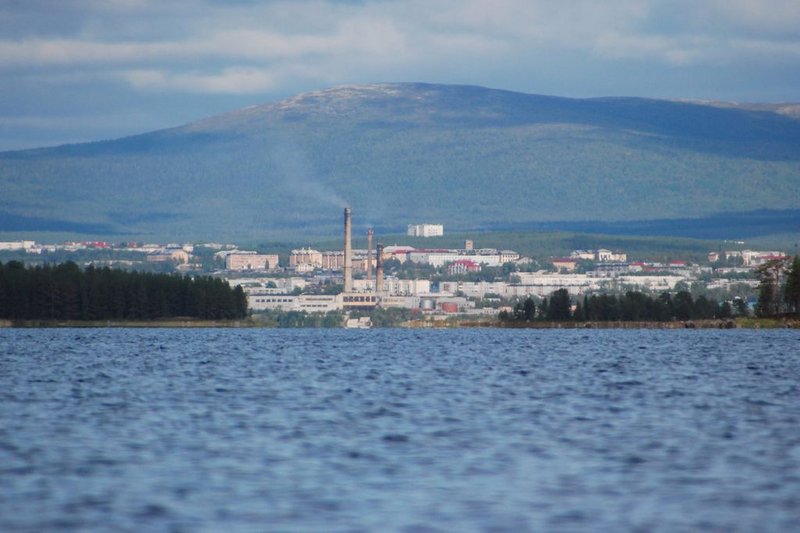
[1,83,799,241]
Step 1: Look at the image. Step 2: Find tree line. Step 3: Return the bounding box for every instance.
[502,256,800,323]
[755,257,800,318]
[501,289,737,323]
[0,261,247,321]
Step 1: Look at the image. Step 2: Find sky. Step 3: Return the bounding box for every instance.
[1,0,799,151]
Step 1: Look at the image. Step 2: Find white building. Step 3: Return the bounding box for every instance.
[716,250,786,267]
[248,294,342,313]
[407,249,520,268]
[0,240,35,251]
[595,249,627,262]
[228,277,306,293]
[570,250,595,261]
[383,278,431,296]
[408,251,461,268]
[407,224,444,237]
[570,249,627,262]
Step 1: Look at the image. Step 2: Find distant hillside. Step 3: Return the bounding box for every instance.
[1,83,799,241]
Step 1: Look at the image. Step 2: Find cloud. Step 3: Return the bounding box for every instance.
[121,67,279,93]
[1,0,798,87]
[1,0,799,152]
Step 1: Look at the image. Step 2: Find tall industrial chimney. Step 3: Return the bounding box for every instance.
[376,243,384,294]
[343,207,353,293]
[367,228,374,281]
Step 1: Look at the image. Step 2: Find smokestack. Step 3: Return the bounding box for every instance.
[376,243,384,294]
[343,207,353,293]
[367,228,374,281]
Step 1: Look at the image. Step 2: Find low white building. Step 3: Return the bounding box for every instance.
[407,249,519,268]
[0,240,36,251]
[595,249,627,262]
[570,249,627,262]
[408,251,461,268]
[248,294,342,313]
[228,277,306,293]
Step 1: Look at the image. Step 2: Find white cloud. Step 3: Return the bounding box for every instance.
[121,67,280,93]
[0,0,798,95]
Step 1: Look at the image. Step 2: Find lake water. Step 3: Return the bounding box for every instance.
[1,328,799,532]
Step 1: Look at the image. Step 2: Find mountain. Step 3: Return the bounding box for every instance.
[1,83,799,241]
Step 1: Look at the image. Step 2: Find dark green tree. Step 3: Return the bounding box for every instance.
[546,288,572,321]
[673,291,695,320]
[733,297,749,317]
[755,259,785,317]
[522,297,536,321]
[783,256,800,316]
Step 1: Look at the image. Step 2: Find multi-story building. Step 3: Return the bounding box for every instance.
[289,248,323,268]
[225,253,279,271]
[407,223,444,237]
[321,251,344,270]
[147,249,190,264]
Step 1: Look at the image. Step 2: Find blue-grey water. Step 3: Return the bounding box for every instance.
[1,328,799,532]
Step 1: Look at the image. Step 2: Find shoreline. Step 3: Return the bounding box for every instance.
[1,317,798,329]
[0,319,257,328]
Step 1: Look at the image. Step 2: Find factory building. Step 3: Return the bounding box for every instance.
[248,294,341,313]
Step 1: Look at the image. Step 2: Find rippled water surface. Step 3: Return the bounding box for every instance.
[1,328,799,531]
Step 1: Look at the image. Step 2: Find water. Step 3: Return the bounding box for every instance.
[1,328,799,532]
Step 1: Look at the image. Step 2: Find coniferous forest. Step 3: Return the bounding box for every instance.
[0,261,247,321]
[501,289,731,324]
[501,255,800,325]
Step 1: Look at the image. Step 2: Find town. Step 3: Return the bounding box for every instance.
[1,208,792,326]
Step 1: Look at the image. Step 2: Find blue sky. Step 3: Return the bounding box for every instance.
[1,0,799,151]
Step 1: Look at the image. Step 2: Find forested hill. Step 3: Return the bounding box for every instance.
[1,83,799,241]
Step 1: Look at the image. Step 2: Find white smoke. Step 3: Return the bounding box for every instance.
[267,137,348,210]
